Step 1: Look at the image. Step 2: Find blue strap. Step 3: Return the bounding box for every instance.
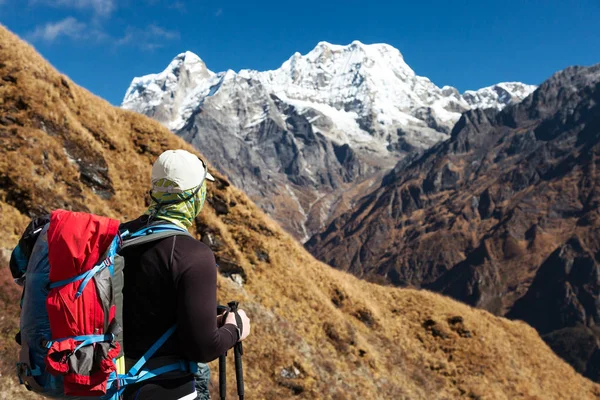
[126,325,177,377]
[73,334,114,353]
[104,326,195,396]
[129,225,187,239]
[49,234,121,291]
[109,234,121,254]
[45,333,114,349]
[75,260,110,298]
[48,258,111,293]
[71,334,108,342]
[49,268,90,289]
[106,362,193,397]
[119,361,194,386]
[74,235,120,297]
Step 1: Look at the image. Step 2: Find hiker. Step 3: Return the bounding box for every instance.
[119,149,251,400]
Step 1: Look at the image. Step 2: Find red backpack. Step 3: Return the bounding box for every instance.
[14,209,198,399]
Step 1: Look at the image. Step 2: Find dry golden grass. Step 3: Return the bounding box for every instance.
[0,25,598,399]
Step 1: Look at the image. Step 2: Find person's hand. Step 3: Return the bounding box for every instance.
[224,309,250,342]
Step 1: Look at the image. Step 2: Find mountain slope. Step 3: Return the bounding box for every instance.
[0,26,597,399]
[306,62,600,380]
[122,44,535,240]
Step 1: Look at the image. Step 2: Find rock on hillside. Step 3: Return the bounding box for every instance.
[122,44,535,241]
[0,26,597,399]
[306,62,600,380]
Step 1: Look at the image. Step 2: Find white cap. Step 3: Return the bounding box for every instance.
[151,149,215,193]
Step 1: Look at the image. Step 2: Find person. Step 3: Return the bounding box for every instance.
[119,149,250,400]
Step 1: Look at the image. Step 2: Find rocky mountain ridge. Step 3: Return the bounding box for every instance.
[306,63,600,381]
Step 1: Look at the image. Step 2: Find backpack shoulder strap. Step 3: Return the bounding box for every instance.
[119,223,193,251]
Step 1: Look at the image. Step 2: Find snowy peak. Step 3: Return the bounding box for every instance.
[159,51,212,74]
[464,82,537,110]
[171,51,214,78]
[123,51,224,130]
[124,51,214,98]
[264,40,416,107]
[291,40,411,73]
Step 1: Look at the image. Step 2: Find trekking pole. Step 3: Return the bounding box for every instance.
[218,305,229,400]
[228,301,245,400]
[219,352,227,400]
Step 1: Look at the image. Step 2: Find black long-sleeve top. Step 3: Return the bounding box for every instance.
[120,216,238,364]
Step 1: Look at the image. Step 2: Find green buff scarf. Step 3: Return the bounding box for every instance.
[145,178,208,229]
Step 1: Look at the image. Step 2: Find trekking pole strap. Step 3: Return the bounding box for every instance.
[227,301,243,346]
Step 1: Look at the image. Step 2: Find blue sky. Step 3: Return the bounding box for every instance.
[1,0,599,105]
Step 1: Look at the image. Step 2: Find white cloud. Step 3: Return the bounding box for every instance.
[116,24,180,51]
[31,0,115,17]
[169,1,186,12]
[28,17,87,42]
[147,25,179,40]
[144,0,186,11]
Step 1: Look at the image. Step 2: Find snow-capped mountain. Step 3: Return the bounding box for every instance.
[122,41,536,240]
[463,82,538,109]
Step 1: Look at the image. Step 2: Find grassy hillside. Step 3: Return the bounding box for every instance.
[0,25,598,399]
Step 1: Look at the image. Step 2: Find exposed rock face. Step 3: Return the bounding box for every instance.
[122,44,535,240]
[507,237,599,334]
[306,64,600,378]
